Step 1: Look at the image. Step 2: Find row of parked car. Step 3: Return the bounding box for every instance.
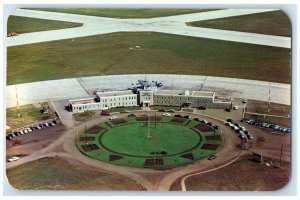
[225,119,253,140]
[159,109,176,113]
[6,119,59,140]
[174,114,190,119]
[245,119,291,133]
[194,117,220,130]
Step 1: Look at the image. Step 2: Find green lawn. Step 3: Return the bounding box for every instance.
[77,116,222,169]
[187,10,291,37]
[7,16,82,34]
[106,106,141,113]
[73,111,95,121]
[7,32,291,85]
[6,157,144,190]
[6,104,51,130]
[27,8,216,18]
[101,123,200,156]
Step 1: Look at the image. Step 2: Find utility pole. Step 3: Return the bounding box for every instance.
[155,111,157,128]
[147,111,151,138]
[268,82,271,113]
[15,85,20,117]
[279,144,283,166]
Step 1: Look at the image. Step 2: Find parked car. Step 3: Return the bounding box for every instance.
[175,114,183,118]
[11,132,17,138]
[158,109,167,112]
[183,115,190,119]
[225,107,231,112]
[167,109,176,113]
[242,99,247,104]
[233,105,238,110]
[200,119,208,124]
[8,156,20,162]
[239,126,246,131]
[27,127,33,132]
[207,122,213,126]
[226,118,234,123]
[247,133,253,139]
[239,132,247,139]
[49,122,56,126]
[213,125,220,130]
[101,111,110,116]
[127,114,136,118]
[233,126,240,132]
[109,116,118,120]
[23,129,28,134]
[208,154,217,160]
[162,113,171,117]
[198,106,207,110]
[6,135,13,140]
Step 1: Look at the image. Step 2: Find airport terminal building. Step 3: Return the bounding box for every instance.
[68,89,231,113]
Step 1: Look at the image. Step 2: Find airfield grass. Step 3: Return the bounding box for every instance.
[27,8,215,18]
[6,104,51,130]
[187,10,291,37]
[7,32,291,85]
[6,157,144,190]
[77,117,221,169]
[7,16,82,34]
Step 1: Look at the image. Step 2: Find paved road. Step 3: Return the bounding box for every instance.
[7,9,290,48]
[6,74,290,108]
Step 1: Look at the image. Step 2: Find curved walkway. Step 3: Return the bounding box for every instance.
[6,74,290,108]
[180,155,241,191]
[7,8,290,48]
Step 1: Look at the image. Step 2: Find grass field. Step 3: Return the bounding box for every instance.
[245,100,291,127]
[101,123,200,156]
[73,111,95,121]
[6,104,51,130]
[77,116,222,169]
[187,11,291,37]
[6,157,144,190]
[27,8,215,18]
[7,32,291,85]
[151,106,181,111]
[171,156,290,191]
[106,106,141,113]
[7,16,82,34]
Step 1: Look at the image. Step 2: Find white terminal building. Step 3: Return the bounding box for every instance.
[68,89,231,113]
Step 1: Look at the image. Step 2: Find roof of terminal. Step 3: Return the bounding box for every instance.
[96,90,135,97]
[155,90,214,97]
[69,98,95,105]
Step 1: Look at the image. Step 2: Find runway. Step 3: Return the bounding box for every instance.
[7,8,290,48]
